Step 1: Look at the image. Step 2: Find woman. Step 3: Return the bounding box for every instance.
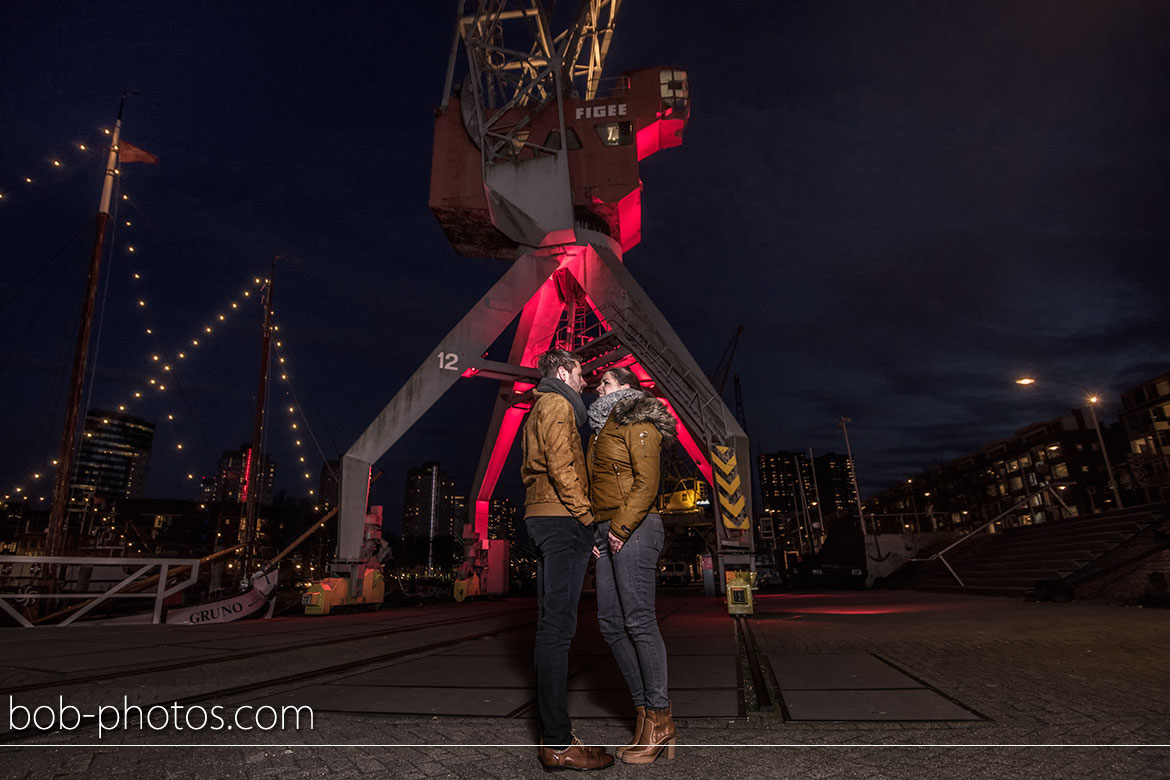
[586,366,677,764]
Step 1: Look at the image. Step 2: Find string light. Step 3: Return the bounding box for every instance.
[2,267,269,505]
[78,270,276,517]
[0,126,110,206]
[112,273,269,437]
[2,164,313,510]
[271,329,329,500]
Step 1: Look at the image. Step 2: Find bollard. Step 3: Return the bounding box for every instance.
[725,570,756,615]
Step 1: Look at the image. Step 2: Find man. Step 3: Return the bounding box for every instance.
[522,348,614,771]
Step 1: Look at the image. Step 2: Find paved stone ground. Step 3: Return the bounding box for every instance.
[2,590,1168,778]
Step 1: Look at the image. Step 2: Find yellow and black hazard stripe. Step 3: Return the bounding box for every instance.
[710,444,750,531]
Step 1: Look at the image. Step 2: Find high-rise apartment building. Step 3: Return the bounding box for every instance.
[318,459,340,512]
[757,451,814,516]
[811,452,857,515]
[403,461,467,570]
[70,408,155,503]
[865,407,1128,530]
[488,497,517,541]
[757,450,855,517]
[211,445,276,506]
[1120,370,1170,503]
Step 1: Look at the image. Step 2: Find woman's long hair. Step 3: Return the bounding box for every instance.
[605,366,643,392]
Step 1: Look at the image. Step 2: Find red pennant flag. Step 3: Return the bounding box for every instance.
[118,141,160,164]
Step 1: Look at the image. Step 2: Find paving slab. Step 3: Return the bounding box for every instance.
[668,654,739,688]
[0,640,143,663]
[1,589,1168,780]
[664,635,737,655]
[768,652,920,690]
[247,684,533,716]
[335,653,589,689]
[434,634,534,656]
[564,686,741,718]
[781,688,982,721]
[5,644,224,674]
[170,635,329,651]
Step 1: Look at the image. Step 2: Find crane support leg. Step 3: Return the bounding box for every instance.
[335,249,562,577]
[567,233,754,553]
[467,275,567,541]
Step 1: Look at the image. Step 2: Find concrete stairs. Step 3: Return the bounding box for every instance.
[904,507,1166,598]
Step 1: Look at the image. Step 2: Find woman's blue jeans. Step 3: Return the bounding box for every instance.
[594,515,669,709]
[526,515,594,747]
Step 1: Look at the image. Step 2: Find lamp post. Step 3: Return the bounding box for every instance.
[906,479,922,532]
[837,416,873,535]
[1015,377,1124,509]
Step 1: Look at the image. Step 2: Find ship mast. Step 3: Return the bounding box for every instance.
[241,258,276,577]
[45,99,126,558]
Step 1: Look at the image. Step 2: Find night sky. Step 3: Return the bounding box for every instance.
[2,1,1167,530]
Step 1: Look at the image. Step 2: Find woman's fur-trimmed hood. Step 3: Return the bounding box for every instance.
[610,394,677,442]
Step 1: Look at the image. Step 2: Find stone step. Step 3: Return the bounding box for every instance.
[982,542,1109,561]
[954,561,1081,580]
[948,552,1100,571]
[950,577,1053,589]
[992,518,1151,540]
[902,507,1169,597]
[987,530,1130,549]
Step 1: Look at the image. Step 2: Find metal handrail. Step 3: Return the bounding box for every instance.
[0,555,200,627]
[908,482,1074,587]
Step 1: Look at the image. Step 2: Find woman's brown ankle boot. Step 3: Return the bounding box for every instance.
[616,705,646,760]
[620,704,676,764]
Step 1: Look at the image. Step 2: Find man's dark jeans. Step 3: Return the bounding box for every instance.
[526,514,593,747]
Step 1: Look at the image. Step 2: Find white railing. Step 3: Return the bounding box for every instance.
[0,556,200,627]
[908,483,1074,587]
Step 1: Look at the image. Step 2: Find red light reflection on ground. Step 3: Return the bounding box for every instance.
[750,593,958,616]
[785,607,927,615]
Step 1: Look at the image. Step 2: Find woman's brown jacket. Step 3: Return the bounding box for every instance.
[587,394,677,542]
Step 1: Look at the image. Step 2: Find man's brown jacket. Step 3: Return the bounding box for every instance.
[521,388,594,524]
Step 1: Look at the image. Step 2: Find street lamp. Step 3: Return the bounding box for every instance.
[1015,376,1124,509]
[837,416,884,559]
[905,479,933,532]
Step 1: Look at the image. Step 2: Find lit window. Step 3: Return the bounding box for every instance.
[594,122,633,147]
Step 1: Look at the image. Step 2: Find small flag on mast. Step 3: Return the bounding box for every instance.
[118,141,159,164]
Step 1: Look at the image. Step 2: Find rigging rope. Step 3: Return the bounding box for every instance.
[274,339,337,483]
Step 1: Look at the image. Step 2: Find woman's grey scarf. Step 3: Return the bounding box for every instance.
[587,387,643,433]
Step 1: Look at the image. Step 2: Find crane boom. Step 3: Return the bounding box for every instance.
[444,0,624,165]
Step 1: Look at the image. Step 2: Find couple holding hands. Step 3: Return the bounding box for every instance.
[521,349,678,772]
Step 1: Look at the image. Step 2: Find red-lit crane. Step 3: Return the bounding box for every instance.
[318,1,754,609]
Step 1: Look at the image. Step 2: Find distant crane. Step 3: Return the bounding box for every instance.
[709,325,745,396]
[734,374,748,435]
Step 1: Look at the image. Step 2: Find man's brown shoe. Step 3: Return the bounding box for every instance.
[538,736,615,772]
